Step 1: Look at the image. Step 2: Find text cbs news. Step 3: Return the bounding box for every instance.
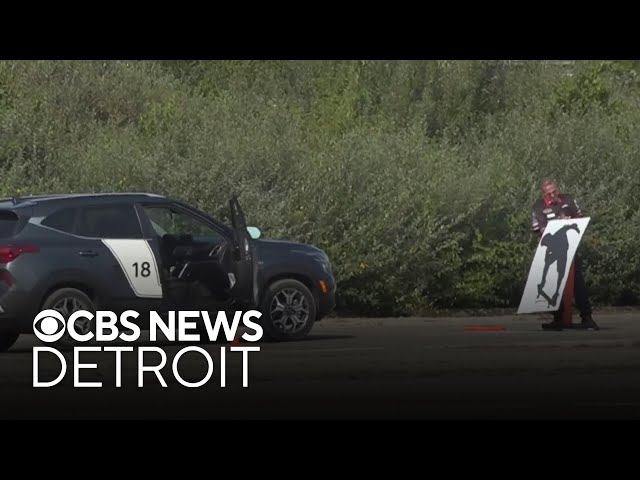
[32,309,263,388]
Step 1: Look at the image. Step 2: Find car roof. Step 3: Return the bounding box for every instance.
[0,192,235,235]
[0,192,169,209]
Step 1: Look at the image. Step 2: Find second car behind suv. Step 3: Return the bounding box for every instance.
[0,192,336,351]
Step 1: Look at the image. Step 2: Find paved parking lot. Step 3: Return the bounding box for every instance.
[2,311,640,419]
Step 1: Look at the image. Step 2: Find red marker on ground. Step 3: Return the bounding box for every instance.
[463,325,507,331]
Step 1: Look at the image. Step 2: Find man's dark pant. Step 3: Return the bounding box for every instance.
[553,253,592,322]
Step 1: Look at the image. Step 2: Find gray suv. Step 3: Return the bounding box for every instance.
[0,193,336,351]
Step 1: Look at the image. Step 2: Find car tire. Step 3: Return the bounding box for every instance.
[260,279,316,342]
[0,332,19,353]
[40,288,97,347]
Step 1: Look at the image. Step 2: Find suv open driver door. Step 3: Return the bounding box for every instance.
[229,196,259,308]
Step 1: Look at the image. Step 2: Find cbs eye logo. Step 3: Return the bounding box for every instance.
[33,310,67,343]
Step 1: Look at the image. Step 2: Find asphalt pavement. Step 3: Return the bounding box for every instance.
[1,311,640,420]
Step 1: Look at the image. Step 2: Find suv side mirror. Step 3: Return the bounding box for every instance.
[247,226,261,239]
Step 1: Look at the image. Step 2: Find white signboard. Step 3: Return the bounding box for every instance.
[517,217,590,314]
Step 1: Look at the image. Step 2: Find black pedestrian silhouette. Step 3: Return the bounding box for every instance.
[537,223,581,307]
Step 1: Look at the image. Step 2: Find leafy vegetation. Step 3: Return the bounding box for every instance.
[1,60,638,315]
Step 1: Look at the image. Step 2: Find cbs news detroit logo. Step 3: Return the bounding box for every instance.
[32,309,263,388]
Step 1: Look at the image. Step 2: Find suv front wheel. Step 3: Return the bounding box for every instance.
[260,279,316,342]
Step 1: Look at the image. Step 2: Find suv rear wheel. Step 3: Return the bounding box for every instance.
[41,288,97,347]
[260,279,316,341]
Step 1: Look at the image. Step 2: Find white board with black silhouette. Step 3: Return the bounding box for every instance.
[517,217,590,314]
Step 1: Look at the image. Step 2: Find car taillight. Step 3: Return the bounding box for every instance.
[0,244,40,263]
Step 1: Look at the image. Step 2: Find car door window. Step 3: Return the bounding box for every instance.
[143,206,224,244]
[76,205,144,239]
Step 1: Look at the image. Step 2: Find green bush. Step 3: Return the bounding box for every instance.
[1,59,638,315]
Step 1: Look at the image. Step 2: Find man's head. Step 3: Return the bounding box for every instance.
[541,177,560,204]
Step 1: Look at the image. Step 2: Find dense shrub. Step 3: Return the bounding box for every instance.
[1,59,638,315]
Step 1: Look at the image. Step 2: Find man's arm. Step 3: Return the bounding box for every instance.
[531,208,545,238]
[564,194,584,218]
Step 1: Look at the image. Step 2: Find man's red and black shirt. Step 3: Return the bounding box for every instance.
[531,193,583,235]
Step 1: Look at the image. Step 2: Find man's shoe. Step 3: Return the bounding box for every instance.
[581,315,600,330]
[542,320,563,331]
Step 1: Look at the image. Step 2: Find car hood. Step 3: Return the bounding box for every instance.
[253,239,329,262]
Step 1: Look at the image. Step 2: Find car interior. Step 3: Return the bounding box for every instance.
[147,212,233,304]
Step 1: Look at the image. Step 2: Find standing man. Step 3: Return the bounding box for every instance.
[531,177,599,331]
